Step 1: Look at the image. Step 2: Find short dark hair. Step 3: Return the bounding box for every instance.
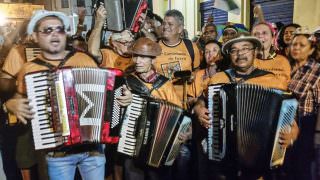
[205,39,222,49]
[204,23,217,31]
[164,9,184,26]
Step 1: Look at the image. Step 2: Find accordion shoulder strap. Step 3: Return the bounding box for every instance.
[149,75,169,93]
[31,50,77,70]
[126,74,151,96]
[224,68,272,83]
[125,74,169,96]
[224,69,237,83]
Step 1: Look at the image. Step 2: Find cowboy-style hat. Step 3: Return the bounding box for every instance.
[222,32,262,54]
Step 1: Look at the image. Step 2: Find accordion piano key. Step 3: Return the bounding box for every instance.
[208,84,227,161]
[207,83,298,172]
[26,67,125,150]
[117,94,146,156]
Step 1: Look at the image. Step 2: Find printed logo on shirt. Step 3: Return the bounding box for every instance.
[160,61,181,79]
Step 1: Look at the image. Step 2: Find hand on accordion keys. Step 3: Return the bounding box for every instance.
[116,85,133,107]
[193,101,211,129]
[5,97,34,125]
[279,120,299,148]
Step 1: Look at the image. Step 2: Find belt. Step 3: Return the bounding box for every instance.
[47,150,102,158]
[47,144,103,158]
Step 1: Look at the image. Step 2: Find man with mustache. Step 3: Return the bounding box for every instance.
[193,33,298,179]
[195,32,288,128]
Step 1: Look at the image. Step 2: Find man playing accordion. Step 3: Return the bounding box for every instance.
[193,33,299,180]
[4,10,132,180]
[121,37,191,180]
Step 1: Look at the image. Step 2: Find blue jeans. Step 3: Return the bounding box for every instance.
[46,152,106,180]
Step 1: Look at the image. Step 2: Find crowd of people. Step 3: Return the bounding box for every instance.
[0,2,319,180]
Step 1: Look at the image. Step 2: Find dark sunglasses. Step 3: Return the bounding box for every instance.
[37,26,66,35]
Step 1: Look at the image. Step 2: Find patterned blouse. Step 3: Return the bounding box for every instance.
[288,58,320,116]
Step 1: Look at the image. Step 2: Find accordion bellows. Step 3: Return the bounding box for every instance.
[25,67,124,150]
[207,83,298,172]
[117,94,191,167]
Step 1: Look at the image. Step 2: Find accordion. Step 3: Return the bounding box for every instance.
[25,47,41,62]
[25,67,124,150]
[207,83,298,171]
[117,94,191,167]
[102,0,148,32]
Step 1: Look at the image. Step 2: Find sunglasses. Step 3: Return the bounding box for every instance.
[37,26,66,35]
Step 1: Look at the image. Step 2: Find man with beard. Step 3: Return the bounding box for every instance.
[193,33,297,179]
[4,10,132,180]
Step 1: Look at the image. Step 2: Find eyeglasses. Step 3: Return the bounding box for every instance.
[229,47,255,56]
[37,26,66,35]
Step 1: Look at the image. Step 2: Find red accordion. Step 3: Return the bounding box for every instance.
[25,67,124,150]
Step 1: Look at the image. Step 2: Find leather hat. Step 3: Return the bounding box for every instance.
[130,37,162,57]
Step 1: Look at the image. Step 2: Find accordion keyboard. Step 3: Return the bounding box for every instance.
[117,94,146,156]
[25,71,63,150]
[208,84,226,161]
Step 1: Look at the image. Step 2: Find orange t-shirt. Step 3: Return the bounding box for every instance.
[254,54,291,89]
[188,69,210,98]
[100,48,134,71]
[154,40,201,78]
[129,74,182,108]
[17,52,98,95]
[153,40,201,102]
[207,70,287,91]
[2,44,27,77]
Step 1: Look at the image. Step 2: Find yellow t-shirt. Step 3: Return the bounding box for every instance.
[153,40,201,102]
[254,54,291,89]
[17,52,98,95]
[100,48,134,71]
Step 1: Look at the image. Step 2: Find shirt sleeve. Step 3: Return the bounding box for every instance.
[313,79,320,105]
[16,65,27,95]
[2,46,26,77]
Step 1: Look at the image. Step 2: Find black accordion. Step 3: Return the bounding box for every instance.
[207,83,298,171]
[25,67,124,150]
[117,94,191,167]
